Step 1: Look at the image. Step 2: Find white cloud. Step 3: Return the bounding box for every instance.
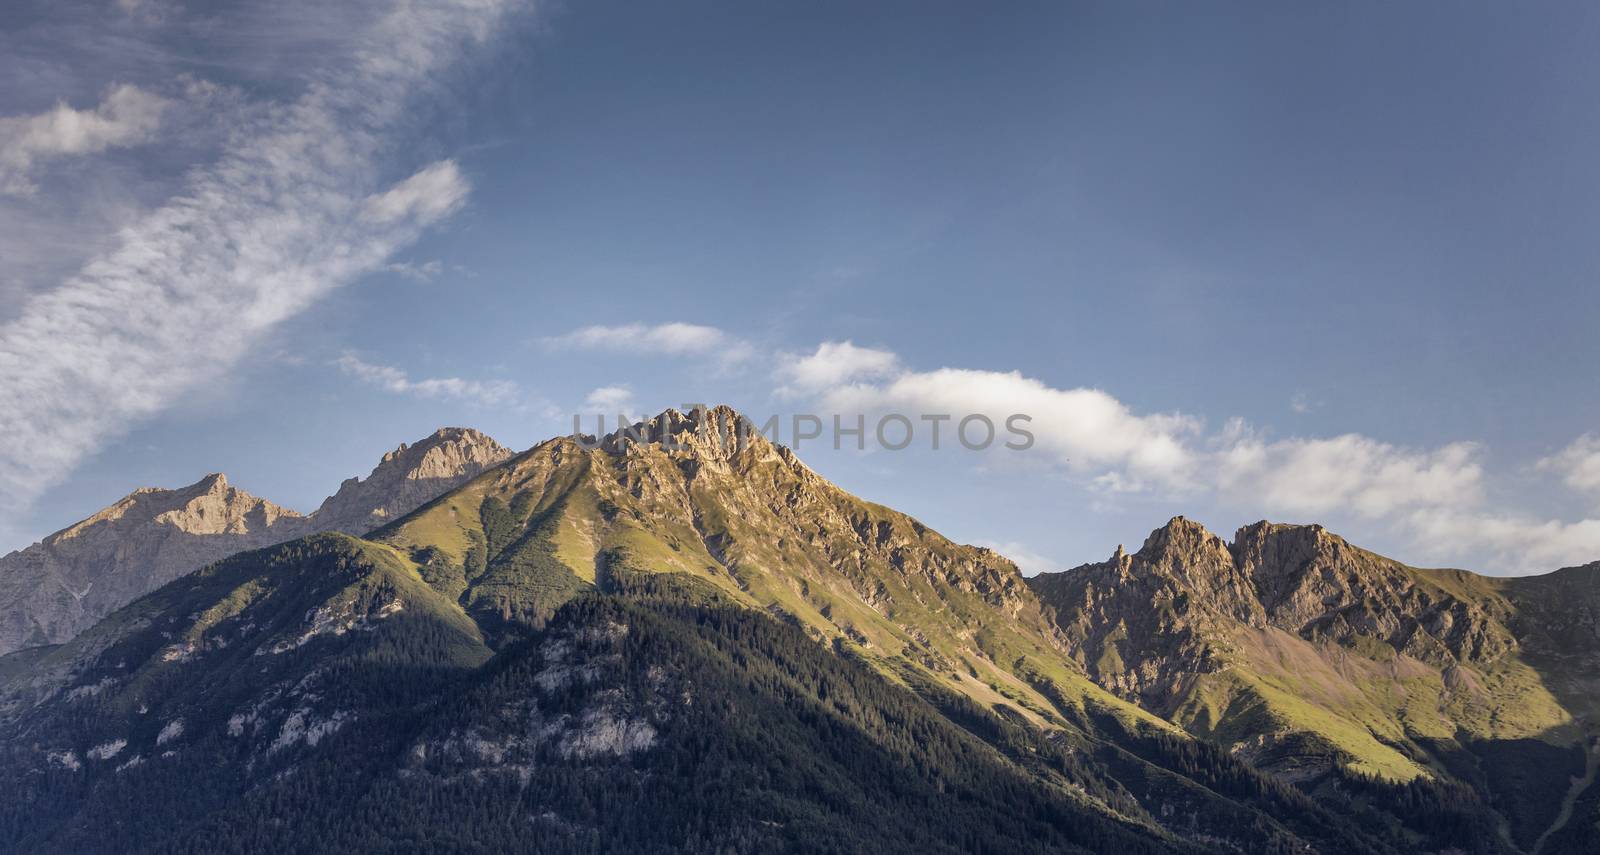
[542,322,747,358]
[0,84,170,196]
[1402,509,1600,573]
[1215,429,1484,518]
[0,0,525,509]
[818,359,1202,490]
[336,354,518,407]
[584,384,636,414]
[1538,433,1600,495]
[776,340,900,396]
[780,341,1597,571]
[792,343,1489,516]
[383,260,444,282]
[362,161,469,225]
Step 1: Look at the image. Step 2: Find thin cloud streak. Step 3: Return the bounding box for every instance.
[336,354,519,407]
[542,321,753,363]
[0,0,526,509]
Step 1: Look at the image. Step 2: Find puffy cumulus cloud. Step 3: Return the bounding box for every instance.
[0,0,526,509]
[1402,509,1600,573]
[810,351,1202,491]
[584,384,636,414]
[775,341,900,396]
[0,84,169,196]
[789,342,1489,515]
[336,354,518,407]
[1538,434,1600,495]
[1215,429,1484,518]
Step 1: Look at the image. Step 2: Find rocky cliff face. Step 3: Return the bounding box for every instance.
[1031,517,1519,707]
[0,429,512,656]
[1229,521,1517,664]
[307,427,512,535]
[1029,517,1574,782]
[0,474,302,654]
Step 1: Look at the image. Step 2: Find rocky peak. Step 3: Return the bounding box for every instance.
[309,427,513,534]
[0,473,303,654]
[599,406,772,453]
[1135,516,1231,564]
[1229,521,1343,610]
[592,406,796,483]
[1123,517,1263,622]
[1,427,514,657]
[53,473,301,544]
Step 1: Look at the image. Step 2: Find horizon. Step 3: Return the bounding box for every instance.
[7,401,1586,580]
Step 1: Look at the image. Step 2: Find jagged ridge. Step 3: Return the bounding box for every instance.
[0,428,512,656]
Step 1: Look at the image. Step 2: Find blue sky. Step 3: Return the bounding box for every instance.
[3,0,1599,574]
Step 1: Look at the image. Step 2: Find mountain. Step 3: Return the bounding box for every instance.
[1029,517,1600,850]
[309,427,512,535]
[0,474,304,656]
[0,407,1591,853]
[0,535,1473,853]
[0,536,1200,854]
[0,428,511,656]
[373,406,1159,732]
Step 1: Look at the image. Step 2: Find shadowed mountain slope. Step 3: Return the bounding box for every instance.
[2,408,1591,852]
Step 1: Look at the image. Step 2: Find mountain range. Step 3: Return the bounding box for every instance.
[0,428,511,656]
[1,406,1596,853]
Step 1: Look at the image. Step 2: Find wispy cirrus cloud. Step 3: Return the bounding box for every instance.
[383,260,445,282]
[542,321,753,364]
[0,0,527,510]
[0,84,169,197]
[336,354,518,407]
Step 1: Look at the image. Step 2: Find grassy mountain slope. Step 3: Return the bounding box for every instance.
[375,406,1167,737]
[1,407,1584,852]
[1029,517,1600,851]
[0,413,1510,851]
[1,549,1478,854]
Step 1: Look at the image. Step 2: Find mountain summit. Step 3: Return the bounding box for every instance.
[0,428,512,656]
[307,427,512,534]
[0,473,301,655]
[373,405,1134,727]
[1029,516,1586,793]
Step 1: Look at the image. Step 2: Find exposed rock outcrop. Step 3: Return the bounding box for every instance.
[0,428,512,656]
[308,427,512,534]
[0,474,302,655]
